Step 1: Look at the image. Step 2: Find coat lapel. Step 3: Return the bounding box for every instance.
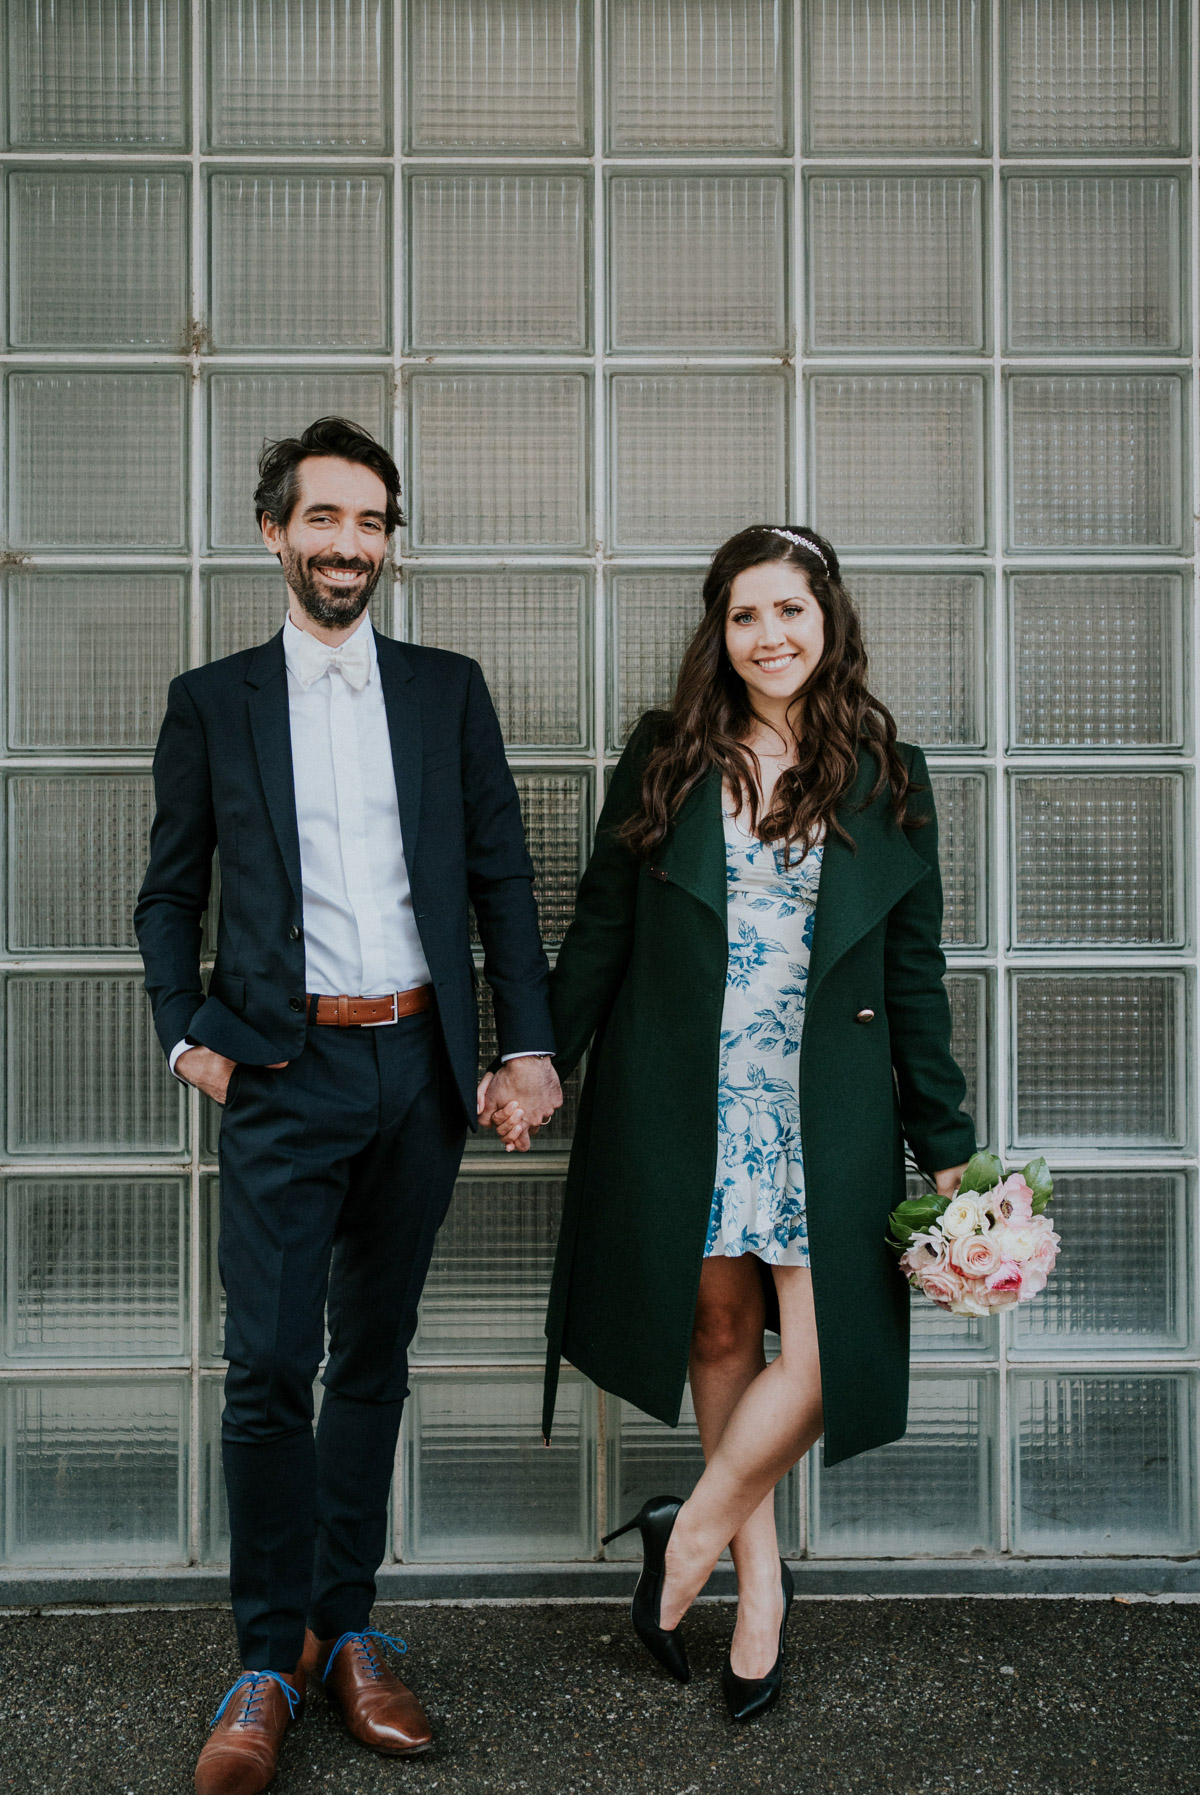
[656,767,726,921]
[246,631,302,905]
[807,752,930,1000]
[376,634,423,870]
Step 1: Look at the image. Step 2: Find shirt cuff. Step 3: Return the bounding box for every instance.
[499,1051,554,1063]
[168,1038,196,1080]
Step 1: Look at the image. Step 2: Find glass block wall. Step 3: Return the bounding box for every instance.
[0,0,1196,1576]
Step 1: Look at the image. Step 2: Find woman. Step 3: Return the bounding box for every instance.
[516,525,974,1717]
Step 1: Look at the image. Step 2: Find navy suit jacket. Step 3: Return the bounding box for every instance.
[134,628,554,1126]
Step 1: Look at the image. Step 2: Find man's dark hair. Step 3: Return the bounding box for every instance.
[254,416,405,534]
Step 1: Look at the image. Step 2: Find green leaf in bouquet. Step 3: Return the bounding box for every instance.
[888,1193,949,1248]
[1022,1156,1054,1214]
[958,1150,1004,1196]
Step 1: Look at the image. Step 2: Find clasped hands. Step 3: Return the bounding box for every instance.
[476,1057,563,1154]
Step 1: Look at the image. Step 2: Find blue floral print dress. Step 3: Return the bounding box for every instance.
[704,805,825,1267]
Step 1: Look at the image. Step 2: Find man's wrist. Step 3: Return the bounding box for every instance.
[168,1037,199,1080]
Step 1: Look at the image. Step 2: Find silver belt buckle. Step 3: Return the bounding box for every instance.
[361,991,399,1027]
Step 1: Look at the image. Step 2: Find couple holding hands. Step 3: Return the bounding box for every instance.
[135,417,973,1794]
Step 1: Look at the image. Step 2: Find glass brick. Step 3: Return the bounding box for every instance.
[3,1179,187,1362]
[853,573,986,750]
[930,772,987,949]
[608,571,702,749]
[9,170,188,350]
[408,374,588,549]
[206,569,387,656]
[1008,374,1184,550]
[1010,573,1184,750]
[1012,1173,1190,1355]
[6,976,185,1157]
[608,0,786,150]
[467,977,580,1154]
[811,1374,997,1555]
[199,1376,230,1561]
[610,373,787,551]
[201,1176,225,1364]
[7,572,185,752]
[8,372,187,550]
[511,771,588,947]
[407,0,588,149]
[412,1171,565,1361]
[606,1390,801,1559]
[409,174,588,350]
[8,0,187,147]
[402,1373,595,1560]
[946,971,987,1145]
[807,176,985,350]
[1007,176,1183,351]
[7,774,155,952]
[1012,972,1185,1148]
[208,0,389,148]
[804,0,984,150]
[1011,774,1184,946]
[608,175,786,351]
[1013,1374,1194,1553]
[208,371,390,549]
[1004,0,1183,152]
[0,1379,188,1566]
[809,376,986,550]
[210,173,389,351]
[409,571,589,749]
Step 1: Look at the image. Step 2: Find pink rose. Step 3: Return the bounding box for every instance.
[914,1265,966,1310]
[1018,1259,1050,1300]
[949,1231,1003,1278]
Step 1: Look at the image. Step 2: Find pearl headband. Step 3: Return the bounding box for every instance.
[766,526,830,574]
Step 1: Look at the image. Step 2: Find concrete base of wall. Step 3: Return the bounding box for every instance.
[3,1556,1199,1608]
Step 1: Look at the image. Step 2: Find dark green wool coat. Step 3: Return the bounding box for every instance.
[542,717,977,1468]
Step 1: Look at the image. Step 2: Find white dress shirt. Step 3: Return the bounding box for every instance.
[171,612,543,1072]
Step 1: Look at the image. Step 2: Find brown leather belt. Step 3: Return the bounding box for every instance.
[311,985,433,1027]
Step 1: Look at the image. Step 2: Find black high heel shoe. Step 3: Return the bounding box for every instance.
[601,1495,691,1683]
[720,1558,794,1721]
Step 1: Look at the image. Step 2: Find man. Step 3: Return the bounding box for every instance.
[135,416,561,1794]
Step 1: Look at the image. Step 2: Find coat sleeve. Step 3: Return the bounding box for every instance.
[884,744,978,1174]
[460,657,556,1057]
[549,713,660,1078]
[134,674,217,1060]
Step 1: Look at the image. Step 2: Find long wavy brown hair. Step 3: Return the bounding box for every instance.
[619,524,917,861]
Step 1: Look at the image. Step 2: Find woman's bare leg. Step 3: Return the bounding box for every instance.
[688,1256,786,1677]
[660,1265,823,1659]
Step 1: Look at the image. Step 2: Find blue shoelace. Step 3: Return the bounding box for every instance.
[325,1629,409,1681]
[211,1669,302,1729]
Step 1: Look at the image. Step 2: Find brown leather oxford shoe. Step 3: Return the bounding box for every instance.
[303,1627,432,1756]
[194,1666,305,1795]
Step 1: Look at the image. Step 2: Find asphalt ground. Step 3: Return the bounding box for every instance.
[0,1596,1196,1795]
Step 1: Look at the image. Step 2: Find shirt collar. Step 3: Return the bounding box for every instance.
[282,610,377,686]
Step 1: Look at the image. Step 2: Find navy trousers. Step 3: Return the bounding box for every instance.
[217,1010,466,1671]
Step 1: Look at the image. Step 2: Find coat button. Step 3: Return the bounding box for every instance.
[649,867,668,883]
[289,924,302,941]
[289,996,304,1013]
[855,1008,875,1023]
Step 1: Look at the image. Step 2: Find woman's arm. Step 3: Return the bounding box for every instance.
[550,713,662,1078]
[884,744,978,1176]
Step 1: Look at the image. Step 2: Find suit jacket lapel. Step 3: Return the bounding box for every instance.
[376,634,423,870]
[656,767,726,922]
[246,631,302,905]
[807,751,930,1000]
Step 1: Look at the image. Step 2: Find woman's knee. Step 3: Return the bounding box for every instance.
[691,1269,764,1366]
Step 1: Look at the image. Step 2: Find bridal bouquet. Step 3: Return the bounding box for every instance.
[889,1151,1059,1317]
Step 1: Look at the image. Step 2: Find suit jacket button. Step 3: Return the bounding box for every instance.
[289,996,304,1013]
[289,924,302,941]
[856,1008,875,1023]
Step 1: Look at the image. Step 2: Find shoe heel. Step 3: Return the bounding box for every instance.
[600,1517,638,1546]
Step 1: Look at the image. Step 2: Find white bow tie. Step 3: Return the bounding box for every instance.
[289,625,372,692]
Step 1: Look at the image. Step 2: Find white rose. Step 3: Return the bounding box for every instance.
[939,1196,983,1240]
[1000,1223,1042,1263]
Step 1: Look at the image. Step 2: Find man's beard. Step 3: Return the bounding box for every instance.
[277,537,385,629]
